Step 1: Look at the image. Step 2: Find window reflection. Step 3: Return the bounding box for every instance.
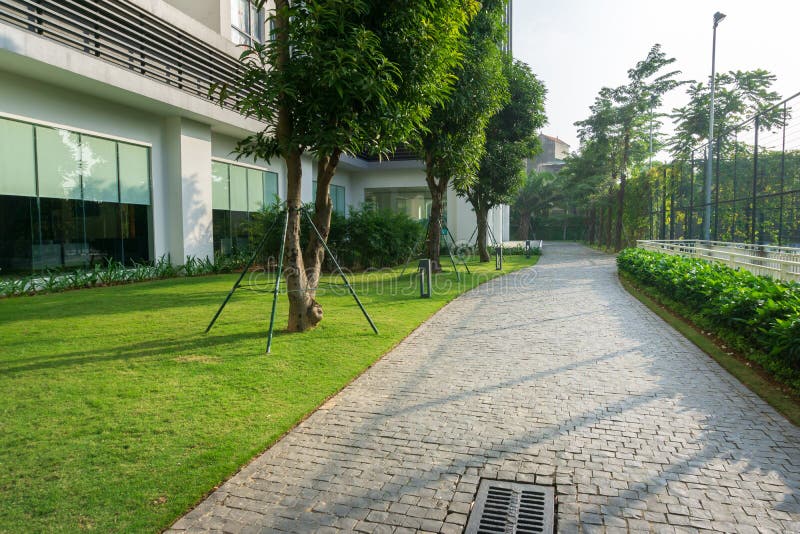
[0,117,151,273]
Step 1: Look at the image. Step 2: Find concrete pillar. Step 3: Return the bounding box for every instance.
[160,117,213,264]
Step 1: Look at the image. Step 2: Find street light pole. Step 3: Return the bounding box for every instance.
[704,11,726,241]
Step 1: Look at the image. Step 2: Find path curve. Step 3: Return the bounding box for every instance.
[170,243,800,533]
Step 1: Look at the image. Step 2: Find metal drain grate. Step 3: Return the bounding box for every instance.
[464,480,555,534]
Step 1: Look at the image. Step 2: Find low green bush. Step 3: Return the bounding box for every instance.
[488,244,542,256]
[248,204,425,270]
[617,248,800,390]
[0,252,249,299]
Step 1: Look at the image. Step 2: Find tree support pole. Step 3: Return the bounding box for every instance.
[206,212,281,334]
[266,209,290,353]
[442,221,470,275]
[302,208,379,335]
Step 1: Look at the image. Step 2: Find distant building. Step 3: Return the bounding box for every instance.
[528,134,570,174]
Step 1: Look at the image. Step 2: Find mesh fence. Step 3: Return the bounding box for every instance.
[649,92,800,246]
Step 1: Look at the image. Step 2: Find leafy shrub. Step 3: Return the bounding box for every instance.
[488,244,542,257]
[617,248,800,388]
[248,205,425,270]
[0,252,253,299]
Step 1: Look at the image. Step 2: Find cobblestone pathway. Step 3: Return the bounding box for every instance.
[170,243,800,533]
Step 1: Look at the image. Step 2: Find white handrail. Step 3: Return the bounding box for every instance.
[636,240,800,283]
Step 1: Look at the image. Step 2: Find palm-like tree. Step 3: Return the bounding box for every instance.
[512,171,561,240]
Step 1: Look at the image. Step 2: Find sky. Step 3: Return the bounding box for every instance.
[512,0,800,152]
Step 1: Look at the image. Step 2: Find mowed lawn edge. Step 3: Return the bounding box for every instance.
[0,255,538,532]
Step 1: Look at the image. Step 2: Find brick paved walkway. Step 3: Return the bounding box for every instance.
[170,243,800,533]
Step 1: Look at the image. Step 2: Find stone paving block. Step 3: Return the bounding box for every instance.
[166,244,800,533]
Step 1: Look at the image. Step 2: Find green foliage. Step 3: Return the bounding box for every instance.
[248,205,425,270]
[511,171,562,240]
[617,248,800,390]
[487,244,542,256]
[670,70,784,155]
[226,0,478,161]
[419,0,509,189]
[0,254,250,299]
[458,57,547,256]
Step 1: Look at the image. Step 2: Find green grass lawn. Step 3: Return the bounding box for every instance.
[0,256,537,532]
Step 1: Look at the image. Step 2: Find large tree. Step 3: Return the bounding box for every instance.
[575,44,682,250]
[458,58,546,261]
[221,0,477,331]
[670,69,784,155]
[417,0,509,271]
[511,171,561,241]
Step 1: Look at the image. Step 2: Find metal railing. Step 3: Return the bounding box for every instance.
[637,239,800,282]
[648,91,800,248]
[0,0,245,109]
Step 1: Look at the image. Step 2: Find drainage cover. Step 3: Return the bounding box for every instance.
[464,480,555,534]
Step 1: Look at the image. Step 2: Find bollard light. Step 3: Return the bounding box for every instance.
[525,240,531,258]
[495,246,503,271]
[418,258,431,298]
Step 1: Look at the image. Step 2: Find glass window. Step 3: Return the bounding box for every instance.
[1,118,152,271]
[84,201,122,263]
[212,209,232,255]
[232,0,248,28]
[265,171,278,205]
[229,165,248,211]
[332,184,346,214]
[0,118,36,197]
[230,0,265,45]
[36,127,81,200]
[118,143,150,205]
[212,161,230,210]
[121,203,150,264]
[247,168,265,212]
[365,187,439,221]
[0,195,36,273]
[81,135,119,203]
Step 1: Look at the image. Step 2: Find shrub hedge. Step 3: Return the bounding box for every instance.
[617,248,800,390]
[248,205,425,270]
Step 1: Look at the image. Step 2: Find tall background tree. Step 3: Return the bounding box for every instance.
[511,171,561,240]
[458,58,547,261]
[417,0,509,271]
[220,0,477,331]
[670,69,784,154]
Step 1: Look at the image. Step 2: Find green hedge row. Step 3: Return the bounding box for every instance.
[248,205,425,270]
[617,248,800,389]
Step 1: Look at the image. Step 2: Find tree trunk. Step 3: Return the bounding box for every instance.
[616,134,631,251]
[606,203,612,248]
[275,0,321,332]
[476,206,490,262]
[425,160,447,272]
[304,149,341,297]
[284,150,322,332]
[616,173,626,251]
[517,211,531,241]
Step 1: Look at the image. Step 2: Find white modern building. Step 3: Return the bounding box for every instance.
[0,0,509,272]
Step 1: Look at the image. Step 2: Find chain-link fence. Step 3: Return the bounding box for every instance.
[648,91,800,247]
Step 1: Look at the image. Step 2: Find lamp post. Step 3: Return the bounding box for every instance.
[704,11,726,241]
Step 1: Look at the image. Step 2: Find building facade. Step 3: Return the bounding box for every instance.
[528,134,570,174]
[0,0,509,273]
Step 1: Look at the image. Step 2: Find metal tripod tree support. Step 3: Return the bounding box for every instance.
[487,224,502,270]
[205,212,282,335]
[302,208,379,336]
[205,205,378,354]
[400,217,470,279]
